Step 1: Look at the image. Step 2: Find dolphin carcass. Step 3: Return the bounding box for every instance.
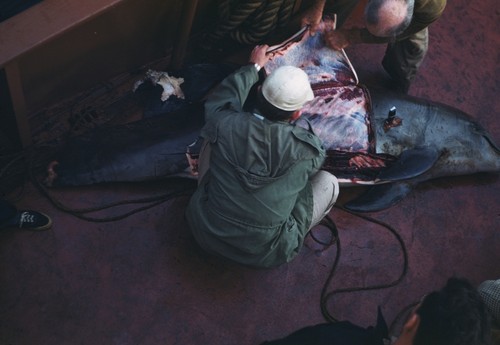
[45,23,500,212]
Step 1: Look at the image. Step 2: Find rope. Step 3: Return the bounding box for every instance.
[318,205,409,325]
[35,186,194,223]
[0,144,55,197]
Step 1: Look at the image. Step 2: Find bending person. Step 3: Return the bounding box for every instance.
[302,0,447,93]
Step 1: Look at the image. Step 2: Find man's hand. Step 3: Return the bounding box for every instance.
[349,155,386,169]
[249,44,271,68]
[324,28,362,50]
[301,6,323,35]
[301,0,326,35]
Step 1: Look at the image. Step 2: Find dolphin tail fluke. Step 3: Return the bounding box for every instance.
[344,182,413,212]
[376,147,439,182]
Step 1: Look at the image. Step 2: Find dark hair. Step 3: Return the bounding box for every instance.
[255,89,295,122]
[365,0,414,37]
[414,277,492,345]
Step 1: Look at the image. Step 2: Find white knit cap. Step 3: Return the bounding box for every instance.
[262,66,314,111]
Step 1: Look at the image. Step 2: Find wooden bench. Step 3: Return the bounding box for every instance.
[0,0,127,147]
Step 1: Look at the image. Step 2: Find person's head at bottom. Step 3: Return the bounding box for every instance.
[396,277,491,345]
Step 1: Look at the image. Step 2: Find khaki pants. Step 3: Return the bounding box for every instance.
[309,170,339,230]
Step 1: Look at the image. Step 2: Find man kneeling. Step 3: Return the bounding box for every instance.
[186,45,338,268]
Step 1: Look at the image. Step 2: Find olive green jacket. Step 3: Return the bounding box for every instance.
[186,65,325,268]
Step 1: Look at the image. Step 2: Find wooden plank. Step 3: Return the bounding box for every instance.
[0,0,125,67]
[4,61,31,146]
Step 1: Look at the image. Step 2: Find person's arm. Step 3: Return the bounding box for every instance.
[324,27,363,50]
[204,45,271,123]
[301,0,327,34]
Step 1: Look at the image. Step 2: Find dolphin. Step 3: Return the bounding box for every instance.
[44,81,500,212]
[44,27,500,212]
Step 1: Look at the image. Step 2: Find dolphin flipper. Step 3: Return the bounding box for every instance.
[377,147,439,182]
[344,182,414,212]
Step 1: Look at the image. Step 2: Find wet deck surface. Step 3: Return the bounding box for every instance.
[1,0,499,344]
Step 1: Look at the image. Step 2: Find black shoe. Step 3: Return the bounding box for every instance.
[11,210,52,231]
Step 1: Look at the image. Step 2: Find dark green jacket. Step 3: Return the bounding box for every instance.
[359,0,447,43]
[186,65,325,268]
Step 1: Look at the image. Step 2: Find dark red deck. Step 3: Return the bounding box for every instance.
[1,0,499,343]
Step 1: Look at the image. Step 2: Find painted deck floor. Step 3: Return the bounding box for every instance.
[1,0,499,343]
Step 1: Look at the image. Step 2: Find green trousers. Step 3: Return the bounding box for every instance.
[382,28,429,92]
